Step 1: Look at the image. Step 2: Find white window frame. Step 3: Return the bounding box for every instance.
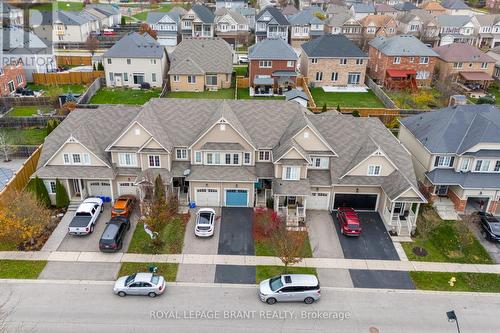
[474,159,491,172]
[72,153,82,165]
[176,148,188,160]
[340,58,347,65]
[287,61,294,68]
[173,75,180,82]
[494,161,500,172]
[148,155,161,168]
[82,153,90,165]
[315,71,323,81]
[187,75,196,84]
[311,58,318,64]
[259,60,272,68]
[481,62,488,69]
[367,165,381,176]
[283,166,300,180]
[460,158,469,171]
[309,157,329,169]
[258,151,271,161]
[419,56,429,64]
[118,153,137,167]
[243,152,251,165]
[331,72,338,82]
[436,155,453,168]
[453,62,463,69]
[393,57,401,64]
[63,153,70,165]
[44,180,56,194]
[194,151,202,164]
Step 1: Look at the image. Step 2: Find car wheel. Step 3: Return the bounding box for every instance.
[118,291,126,297]
[266,297,277,305]
[90,225,94,234]
[148,292,157,298]
[304,297,315,304]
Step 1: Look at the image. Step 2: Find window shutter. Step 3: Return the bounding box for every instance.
[449,156,455,167]
[434,156,439,167]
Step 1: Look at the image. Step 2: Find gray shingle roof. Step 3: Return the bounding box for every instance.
[248,38,298,60]
[352,3,375,13]
[187,165,257,182]
[327,12,355,27]
[436,14,471,27]
[301,34,366,58]
[425,169,500,189]
[433,43,495,63]
[169,38,233,75]
[369,35,438,57]
[215,7,248,25]
[441,0,470,10]
[200,142,245,150]
[103,32,164,58]
[288,6,325,26]
[394,2,417,11]
[87,4,120,16]
[33,165,115,179]
[284,89,309,101]
[55,10,91,25]
[146,11,181,25]
[400,104,500,154]
[192,4,215,23]
[273,179,311,195]
[256,6,290,25]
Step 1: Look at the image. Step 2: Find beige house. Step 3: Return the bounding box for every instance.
[168,38,233,92]
[300,34,368,87]
[399,105,500,217]
[33,99,425,236]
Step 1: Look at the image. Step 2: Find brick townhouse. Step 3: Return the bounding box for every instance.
[0,61,26,96]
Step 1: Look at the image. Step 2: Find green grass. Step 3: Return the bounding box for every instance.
[0,260,47,279]
[89,88,161,105]
[26,83,87,94]
[0,240,18,251]
[166,88,235,99]
[31,1,84,11]
[233,66,248,77]
[488,86,500,106]
[127,217,186,254]
[132,4,177,21]
[401,207,492,264]
[236,88,285,100]
[118,263,178,282]
[2,128,47,145]
[387,88,447,109]
[410,272,500,292]
[255,235,313,258]
[8,106,53,117]
[256,266,317,283]
[310,88,384,108]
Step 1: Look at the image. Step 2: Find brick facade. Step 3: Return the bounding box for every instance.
[448,188,466,212]
[300,55,368,87]
[248,59,297,86]
[435,59,495,82]
[367,46,437,87]
[169,73,232,92]
[0,62,26,96]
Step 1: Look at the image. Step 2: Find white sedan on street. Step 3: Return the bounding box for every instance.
[195,208,216,237]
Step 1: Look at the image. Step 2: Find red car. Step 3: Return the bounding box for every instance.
[336,207,362,236]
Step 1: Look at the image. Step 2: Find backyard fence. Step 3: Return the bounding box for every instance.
[365,76,398,109]
[33,71,104,85]
[297,77,316,108]
[8,145,40,158]
[0,115,65,128]
[56,55,92,67]
[0,145,42,202]
[236,76,249,88]
[0,97,55,117]
[77,77,104,104]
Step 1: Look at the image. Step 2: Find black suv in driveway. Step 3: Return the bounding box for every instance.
[99,216,131,252]
[477,212,500,242]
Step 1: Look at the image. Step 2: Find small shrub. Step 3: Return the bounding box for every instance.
[55,179,69,208]
[253,210,281,241]
[97,62,104,71]
[352,110,360,117]
[266,197,274,209]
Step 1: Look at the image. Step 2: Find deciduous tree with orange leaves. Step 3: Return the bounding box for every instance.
[139,23,158,40]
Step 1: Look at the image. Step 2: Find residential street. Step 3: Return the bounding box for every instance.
[1,280,500,333]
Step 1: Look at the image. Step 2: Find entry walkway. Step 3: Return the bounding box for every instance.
[2,251,500,274]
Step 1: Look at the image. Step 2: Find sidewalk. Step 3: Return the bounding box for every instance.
[2,251,500,274]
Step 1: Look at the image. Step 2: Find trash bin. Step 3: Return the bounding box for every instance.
[188,201,196,209]
[148,265,158,273]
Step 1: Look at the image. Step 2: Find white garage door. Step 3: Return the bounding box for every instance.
[196,188,219,207]
[158,36,177,46]
[118,182,137,196]
[307,192,330,210]
[88,181,112,197]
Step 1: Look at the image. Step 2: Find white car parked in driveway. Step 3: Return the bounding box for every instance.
[68,197,103,235]
[194,208,216,237]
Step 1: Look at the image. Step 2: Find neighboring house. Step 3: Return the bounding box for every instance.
[419,1,446,17]
[284,89,309,107]
[486,0,500,12]
[486,46,500,79]
[0,2,23,26]
[0,61,26,96]
[48,10,93,43]
[433,43,495,95]
[368,35,438,89]
[288,6,326,47]
[146,11,181,46]
[103,32,167,88]
[326,12,364,46]
[360,14,398,48]
[393,2,418,13]
[248,38,298,96]
[399,104,500,216]
[326,4,349,18]
[436,14,478,46]
[168,38,233,92]
[375,3,398,17]
[86,4,121,27]
[33,99,425,235]
[255,6,290,42]
[350,2,376,20]
[282,4,299,17]
[475,15,500,49]
[234,6,256,30]
[216,0,248,10]
[441,0,471,15]
[300,34,368,87]
[180,4,215,39]
[214,7,251,46]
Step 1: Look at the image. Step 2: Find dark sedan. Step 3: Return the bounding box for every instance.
[478,212,500,242]
[99,216,131,252]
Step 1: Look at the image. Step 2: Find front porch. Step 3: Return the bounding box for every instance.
[384,69,418,91]
[381,199,421,236]
[274,195,307,227]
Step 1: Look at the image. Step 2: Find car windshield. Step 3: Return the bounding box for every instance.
[269,276,283,292]
[151,275,160,285]
[113,208,125,213]
[125,273,136,285]
[198,213,211,225]
[75,212,91,217]
[101,224,119,240]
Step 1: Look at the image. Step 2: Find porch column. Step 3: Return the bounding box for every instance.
[66,179,71,199]
[414,203,421,226]
[390,201,395,226]
[109,179,114,202]
[80,179,85,198]
[274,195,279,211]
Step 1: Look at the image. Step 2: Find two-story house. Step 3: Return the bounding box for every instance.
[146,11,181,46]
[180,4,215,39]
[374,3,399,17]
[300,34,368,87]
[33,99,425,235]
[248,38,298,96]
[419,1,446,18]
[487,46,500,80]
[400,104,500,216]
[168,38,233,92]
[350,2,376,20]
[0,60,26,96]
[326,13,364,46]
[214,7,251,46]
[255,6,290,42]
[475,15,500,49]
[103,32,168,88]
[368,35,438,89]
[1,2,23,26]
[441,0,471,15]
[234,6,256,30]
[50,10,93,43]
[216,0,248,10]
[360,14,398,49]
[86,4,121,27]
[288,6,326,47]
[437,14,478,46]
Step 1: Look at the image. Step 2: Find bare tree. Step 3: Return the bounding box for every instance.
[85,36,99,58]
[0,130,13,162]
[270,221,308,271]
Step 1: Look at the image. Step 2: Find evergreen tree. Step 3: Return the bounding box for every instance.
[153,175,165,203]
[55,179,69,208]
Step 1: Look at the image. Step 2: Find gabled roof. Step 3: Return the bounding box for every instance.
[400,104,500,154]
[475,14,500,27]
[433,43,495,63]
[55,10,91,25]
[441,0,469,10]
[248,38,298,60]
[87,4,120,16]
[282,4,299,16]
[394,2,418,11]
[146,11,181,25]
[369,35,438,57]
[327,12,357,27]
[288,6,325,26]
[284,89,309,101]
[214,7,249,25]
[301,34,367,58]
[103,32,164,58]
[360,14,395,28]
[420,1,445,11]
[375,4,397,13]
[436,14,471,27]
[169,38,233,75]
[191,4,214,23]
[352,3,375,13]
[170,6,188,16]
[256,5,290,25]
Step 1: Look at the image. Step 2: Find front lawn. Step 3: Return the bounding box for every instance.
[8,106,53,117]
[387,88,447,109]
[132,4,177,21]
[410,272,500,292]
[237,88,285,100]
[127,216,187,254]
[233,65,248,77]
[2,128,47,145]
[118,262,178,282]
[255,235,313,258]
[166,88,235,99]
[401,206,492,264]
[89,88,161,105]
[32,1,83,11]
[0,260,47,279]
[309,88,384,108]
[26,83,87,94]
[256,266,317,283]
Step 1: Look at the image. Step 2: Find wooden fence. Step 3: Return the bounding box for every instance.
[0,115,66,128]
[297,76,316,108]
[56,55,92,66]
[33,71,104,85]
[0,145,42,202]
[236,76,249,88]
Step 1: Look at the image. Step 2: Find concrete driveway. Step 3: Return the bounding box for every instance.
[468,219,500,263]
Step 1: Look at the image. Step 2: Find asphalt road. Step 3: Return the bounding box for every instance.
[1,280,500,333]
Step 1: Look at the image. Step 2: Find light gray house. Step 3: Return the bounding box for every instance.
[255,6,290,42]
[180,4,215,39]
[216,0,248,10]
[147,11,181,46]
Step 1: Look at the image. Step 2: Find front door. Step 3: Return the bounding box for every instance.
[70,179,81,198]
[435,185,448,196]
[114,73,122,87]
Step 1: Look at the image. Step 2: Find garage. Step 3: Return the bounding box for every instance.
[333,193,378,211]
[307,192,330,210]
[118,182,138,196]
[88,181,112,197]
[466,196,490,213]
[225,189,248,207]
[158,36,177,46]
[196,188,219,207]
